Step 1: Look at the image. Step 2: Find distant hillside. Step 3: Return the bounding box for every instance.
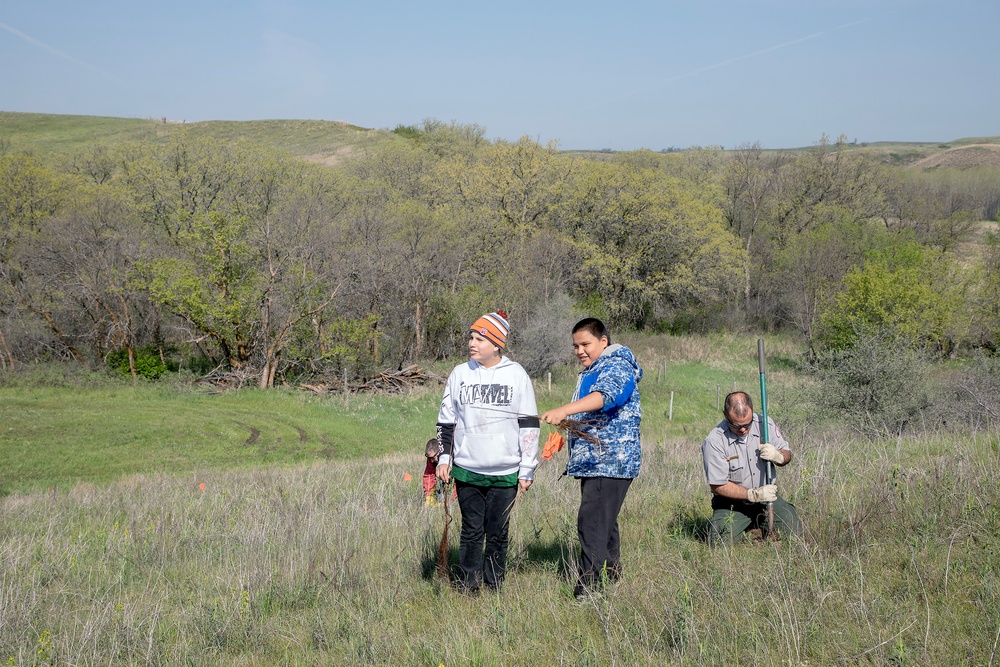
[906,143,1000,170]
[560,137,1000,170]
[831,137,1000,169]
[2,111,999,170]
[0,112,399,165]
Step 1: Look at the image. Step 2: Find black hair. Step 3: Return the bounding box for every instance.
[723,391,754,415]
[572,317,611,344]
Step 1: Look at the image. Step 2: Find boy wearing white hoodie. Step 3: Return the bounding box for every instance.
[436,311,539,593]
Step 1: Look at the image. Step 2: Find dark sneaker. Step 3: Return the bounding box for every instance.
[573,582,603,603]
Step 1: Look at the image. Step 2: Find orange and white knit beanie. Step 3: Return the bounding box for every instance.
[470,310,510,349]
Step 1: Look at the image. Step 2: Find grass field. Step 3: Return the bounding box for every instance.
[0,111,397,162]
[2,334,998,665]
[0,334,801,496]
[0,376,441,496]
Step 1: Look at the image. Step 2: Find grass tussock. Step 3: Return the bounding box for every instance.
[2,426,998,665]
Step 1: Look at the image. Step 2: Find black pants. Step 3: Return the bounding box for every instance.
[455,481,518,591]
[577,476,633,589]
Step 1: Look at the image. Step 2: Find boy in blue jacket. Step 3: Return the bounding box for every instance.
[541,318,642,599]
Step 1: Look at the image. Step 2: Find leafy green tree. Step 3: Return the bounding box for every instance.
[773,216,891,355]
[816,240,968,353]
[0,153,70,366]
[465,136,562,239]
[125,138,346,387]
[555,157,743,328]
[748,135,899,328]
[138,210,260,370]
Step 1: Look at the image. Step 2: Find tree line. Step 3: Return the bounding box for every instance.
[1,122,998,386]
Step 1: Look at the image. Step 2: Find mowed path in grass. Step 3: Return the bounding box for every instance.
[0,384,441,495]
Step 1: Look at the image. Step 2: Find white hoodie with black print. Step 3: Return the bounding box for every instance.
[436,357,540,480]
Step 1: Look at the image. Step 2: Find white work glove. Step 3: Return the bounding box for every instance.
[759,443,784,465]
[746,484,777,503]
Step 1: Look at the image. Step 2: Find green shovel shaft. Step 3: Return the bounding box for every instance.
[758,338,776,535]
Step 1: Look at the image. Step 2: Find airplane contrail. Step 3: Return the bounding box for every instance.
[0,21,119,82]
[573,14,889,113]
[650,30,828,89]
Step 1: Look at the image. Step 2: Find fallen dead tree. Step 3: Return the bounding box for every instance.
[299,364,444,395]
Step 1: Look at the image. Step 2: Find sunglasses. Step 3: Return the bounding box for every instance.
[727,418,753,431]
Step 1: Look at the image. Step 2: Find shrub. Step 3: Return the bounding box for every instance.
[811,325,930,437]
[106,347,170,380]
[936,353,1000,430]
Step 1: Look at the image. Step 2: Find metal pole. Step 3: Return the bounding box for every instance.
[758,338,775,536]
[668,391,674,421]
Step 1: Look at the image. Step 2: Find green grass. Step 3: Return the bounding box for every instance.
[0,111,399,161]
[1,427,996,664]
[0,382,440,495]
[0,112,169,152]
[3,334,997,664]
[1,334,801,495]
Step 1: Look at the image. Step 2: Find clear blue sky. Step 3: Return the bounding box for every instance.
[2,0,997,150]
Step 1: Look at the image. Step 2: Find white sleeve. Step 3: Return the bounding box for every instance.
[517,371,539,479]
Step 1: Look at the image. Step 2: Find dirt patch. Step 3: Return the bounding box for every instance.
[302,145,357,167]
[317,433,336,458]
[234,422,261,446]
[909,144,1000,170]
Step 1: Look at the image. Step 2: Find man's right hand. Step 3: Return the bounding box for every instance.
[436,463,451,484]
[747,484,777,503]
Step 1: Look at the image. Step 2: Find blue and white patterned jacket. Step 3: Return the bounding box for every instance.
[565,344,643,479]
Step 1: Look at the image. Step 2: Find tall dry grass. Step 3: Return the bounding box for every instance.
[2,422,998,665]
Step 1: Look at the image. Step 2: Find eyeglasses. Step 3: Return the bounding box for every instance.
[727,418,753,431]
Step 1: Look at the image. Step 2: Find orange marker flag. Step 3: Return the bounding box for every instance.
[403,473,412,481]
[541,432,564,460]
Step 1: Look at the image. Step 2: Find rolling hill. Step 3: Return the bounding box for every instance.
[2,111,999,170]
[0,111,399,165]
